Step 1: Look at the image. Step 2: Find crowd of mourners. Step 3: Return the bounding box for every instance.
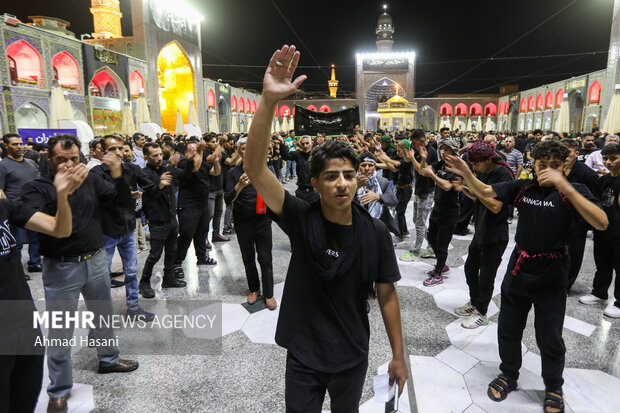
[1,113,619,413]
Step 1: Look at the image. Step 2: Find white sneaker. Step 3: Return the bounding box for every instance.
[603,305,620,318]
[455,301,476,316]
[579,294,606,305]
[461,310,489,329]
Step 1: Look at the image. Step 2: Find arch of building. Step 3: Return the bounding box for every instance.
[469,103,482,116]
[319,105,331,113]
[588,81,601,104]
[527,95,535,111]
[7,40,44,88]
[246,98,251,113]
[207,89,216,108]
[89,67,125,99]
[128,70,144,98]
[157,41,195,133]
[251,100,257,113]
[231,95,238,111]
[15,101,48,129]
[279,105,291,117]
[545,91,553,109]
[417,105,436,130]
[52,51,81,91]
[455,103,467,116]
[484,103,497,116]
[498,102,504,115]
[520,98,526,112]
[218,97,229,132]
[306,104,318,111]
[536,93,544,110]
[439,103,452,116]
[556,89,565,107]
[238,97,244,112]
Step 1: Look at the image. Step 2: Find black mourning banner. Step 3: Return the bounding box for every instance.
[294,105,360,136]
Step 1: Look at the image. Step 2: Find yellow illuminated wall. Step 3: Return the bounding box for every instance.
[157,42,195,133]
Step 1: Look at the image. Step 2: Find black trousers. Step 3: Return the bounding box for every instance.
[380,208,401,238]
[567,220,589,290]
[498,250,568,390]
[175,204,209,265]
[0,353,44,413]
[427,212,458,273]
[234,214,274,298]
[396,185,413,236]
[143,220,178,279]
[454,194,475,234]
[592,234,620,307]
[285,352,368,413]
[464,239,507,315]
[295,187,320,203]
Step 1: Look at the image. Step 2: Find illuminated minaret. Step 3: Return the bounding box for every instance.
[90,0,123,39]
[376,4,394,52]
[328,64,339,98]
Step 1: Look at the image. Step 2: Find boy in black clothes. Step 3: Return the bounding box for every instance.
[579,143,620,318]
[244,45,408,412]
[414,136,462,286]
[446,141,607,413]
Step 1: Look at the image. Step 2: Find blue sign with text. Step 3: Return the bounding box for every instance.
[17,129,78,145]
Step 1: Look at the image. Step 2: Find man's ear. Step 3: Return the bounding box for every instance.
[311,176,318,191]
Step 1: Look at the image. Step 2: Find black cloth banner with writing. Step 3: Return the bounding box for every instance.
[294,105,360,136]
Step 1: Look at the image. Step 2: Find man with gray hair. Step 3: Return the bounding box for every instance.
[586,135,619,175]
[281,134,319,202]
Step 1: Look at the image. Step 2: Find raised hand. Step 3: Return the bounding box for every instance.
[418,145,427,160]
[538,167,568,189]
[444,154,469,176]
[359,189,380,205]
[262,45,307,102]
[159,171,173,188]
[238,172,251,188]
[102,152,122,178]
[169,153,181,167]
[54,162,88,195]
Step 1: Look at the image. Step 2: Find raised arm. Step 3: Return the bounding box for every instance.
[245,45,307,217]
[444,154,498,198]
[24,163,88,237]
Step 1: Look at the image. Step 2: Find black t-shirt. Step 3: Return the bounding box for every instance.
[15,174,131,257]
[492,179,598,253]
[597,174,620,242]
[473,165,513,245]
[395,158,413,186]
[414,146,437,196]
[566,161,601,199]
[381,147,397,181]
[0,199,33,302]
[577,148,597,163]
[431,160,460,214]
[206,150,224,192]
[270,191,400,373]
[177,158,213,206]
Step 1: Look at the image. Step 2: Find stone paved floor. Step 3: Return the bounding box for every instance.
[22,181,620,412]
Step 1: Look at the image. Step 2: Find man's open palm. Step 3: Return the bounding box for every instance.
[263,45,307,101]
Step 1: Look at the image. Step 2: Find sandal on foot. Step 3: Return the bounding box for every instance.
[543,390,564,413]
[487,374,517,402]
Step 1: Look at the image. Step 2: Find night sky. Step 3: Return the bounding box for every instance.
[5,0,615,97]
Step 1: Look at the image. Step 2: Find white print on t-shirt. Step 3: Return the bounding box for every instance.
[326,249,339,258]
[0,219,17,257]
[521,197,555,208]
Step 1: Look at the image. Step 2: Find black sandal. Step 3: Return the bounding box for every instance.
[487,374,517,402]
[543,390,564,413]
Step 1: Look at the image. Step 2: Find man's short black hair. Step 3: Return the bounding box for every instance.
[132,133,145,143]
[123,141,133,150]
[100,134,122,150]
[560,138,580,151]
[309,140,360,179]
[48,134,81,157]
[583,131,595,138]
[439,127,449,133]
[161,140,176,150]
[89,137,102,151]
[601,143,620,156]
[2,133,21,145]
[143,142,160,156]
[531,140,570,161]
[533,129,543,135]
[410,129,425,140]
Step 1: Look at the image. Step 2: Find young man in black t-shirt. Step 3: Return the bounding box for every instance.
[579,143,620,318]
[452,141,514,329]
[445,141,608,413]
[416,137,462,286]
[244,45,408,411]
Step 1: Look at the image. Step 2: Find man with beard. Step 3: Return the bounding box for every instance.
[16,134,139,412]
[577,133,598,163]
[282,135,319,202]
[0,133,42,274]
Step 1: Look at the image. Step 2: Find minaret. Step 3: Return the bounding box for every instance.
[90,0,123,39]
[376,4,394,52]
[328,64,339,98]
